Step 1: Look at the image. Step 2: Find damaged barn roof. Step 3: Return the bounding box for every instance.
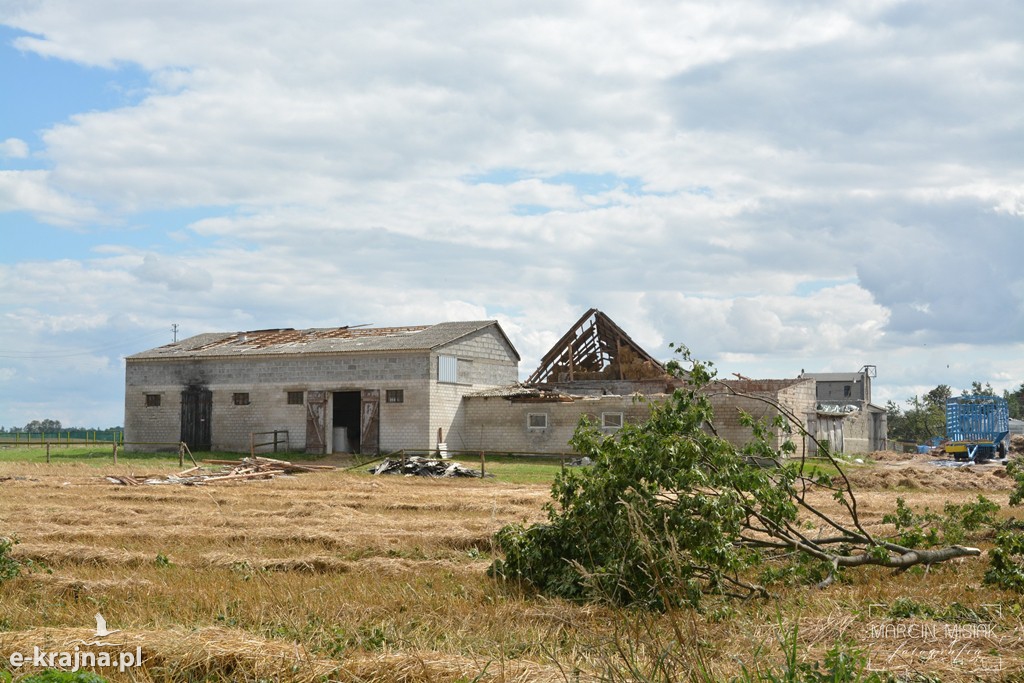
[469,383,576,401]
[527,308,666,384]
[127,321,520,360]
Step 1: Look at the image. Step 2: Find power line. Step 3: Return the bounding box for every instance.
[0,330,169,360]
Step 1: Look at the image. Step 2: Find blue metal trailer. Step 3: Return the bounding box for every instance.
[945,395,1009,463]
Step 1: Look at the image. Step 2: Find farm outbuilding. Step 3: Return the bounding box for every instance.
[124,309,888,458]
[124,321,519,454]
[455,309,822,459]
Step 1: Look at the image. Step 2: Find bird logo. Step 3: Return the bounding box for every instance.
[94,613,120,638]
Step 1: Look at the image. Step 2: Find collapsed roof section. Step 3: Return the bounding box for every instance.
[527,308,667,384]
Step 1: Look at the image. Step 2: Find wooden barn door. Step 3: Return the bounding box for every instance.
[360,389,380,455]
[305,390,328,454]
[180,387,212,451]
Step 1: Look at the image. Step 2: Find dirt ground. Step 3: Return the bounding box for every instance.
[846,450,1017,491]
[0,458,1022,682]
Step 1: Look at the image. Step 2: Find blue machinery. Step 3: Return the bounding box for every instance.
[945,395,1009,463]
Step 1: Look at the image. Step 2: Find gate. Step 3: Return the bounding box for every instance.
[306,390,328,454]
[360,389,380,455]
[180,387,212,451]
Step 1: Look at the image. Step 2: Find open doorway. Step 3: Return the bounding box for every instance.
[333,391,361,453]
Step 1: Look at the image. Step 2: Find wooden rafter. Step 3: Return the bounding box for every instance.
[527,308,665,384]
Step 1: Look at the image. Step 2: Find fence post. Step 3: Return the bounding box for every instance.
[46,442,50,464]
[250,433,255,458]
[273,430,279,453]
[179,442,185,468]
[480,451,485,478]
[112,441,118,465]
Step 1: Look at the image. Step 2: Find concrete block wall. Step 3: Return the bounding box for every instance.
[125,351,434,453]
[706,379,816,458]
[459,395,655,453]
[779,380,818,459]
[123,380,182,451]
[208,385,304,452]
[126,326,518,454]
[834,408,871,455]
[430,327,519,451]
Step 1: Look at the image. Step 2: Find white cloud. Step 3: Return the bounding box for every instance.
[0,171,99,225]
[0,138,28,158]
[133,253,213,292]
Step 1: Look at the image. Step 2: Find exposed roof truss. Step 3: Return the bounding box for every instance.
[527,308,665,384]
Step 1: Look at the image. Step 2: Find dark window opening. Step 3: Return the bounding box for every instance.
[145,394,161,407]
[233,392,250,406]
[386,389,404,404]
[843,385,851,398]
[287,391,304,405]
[333,391,361,453]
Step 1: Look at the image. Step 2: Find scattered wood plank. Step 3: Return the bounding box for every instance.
[107,456,336,486]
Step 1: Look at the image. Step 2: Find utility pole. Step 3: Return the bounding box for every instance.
[172,323,179,343]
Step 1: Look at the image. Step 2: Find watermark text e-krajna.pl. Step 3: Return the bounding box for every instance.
[8,645,143,673]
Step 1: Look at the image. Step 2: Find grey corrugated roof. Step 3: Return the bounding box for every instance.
[127,321,512,360]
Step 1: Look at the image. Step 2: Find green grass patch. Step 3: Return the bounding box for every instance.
[447,454,566,485]
[0,446,328,467]
[0,446,567,484]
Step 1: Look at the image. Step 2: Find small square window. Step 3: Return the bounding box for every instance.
[233,392,250,406]
[527,413,548,430]
[287,391,304,405]
[386,389,404,404]
[145,394,161,407]
[601,412,624,429]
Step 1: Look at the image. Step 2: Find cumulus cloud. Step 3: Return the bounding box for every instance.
[0,170,99,225]
[0,138,28,158]
[133,253,213,292]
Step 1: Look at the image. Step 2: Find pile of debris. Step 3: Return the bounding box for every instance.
[106,456,335,486]
[369,456,487,478]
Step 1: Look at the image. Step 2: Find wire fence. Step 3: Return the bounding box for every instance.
[0,431,124,447]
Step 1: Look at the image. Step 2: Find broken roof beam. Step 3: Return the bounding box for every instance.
[527,308,665,384]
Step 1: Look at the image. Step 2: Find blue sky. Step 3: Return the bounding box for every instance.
[1,1,1023,429]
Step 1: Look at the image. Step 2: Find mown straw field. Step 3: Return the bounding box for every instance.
[1,458,1022,682]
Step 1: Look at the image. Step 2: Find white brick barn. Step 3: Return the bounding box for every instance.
[124,321,519,454]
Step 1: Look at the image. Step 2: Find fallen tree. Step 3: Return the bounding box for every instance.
[490,348,980,608]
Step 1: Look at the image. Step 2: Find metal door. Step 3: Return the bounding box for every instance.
[180,387,212,451]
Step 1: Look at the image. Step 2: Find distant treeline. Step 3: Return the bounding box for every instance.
[0,420,123,435]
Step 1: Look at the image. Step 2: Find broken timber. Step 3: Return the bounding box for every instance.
[106,456,335,486]
[369,455,489,478]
